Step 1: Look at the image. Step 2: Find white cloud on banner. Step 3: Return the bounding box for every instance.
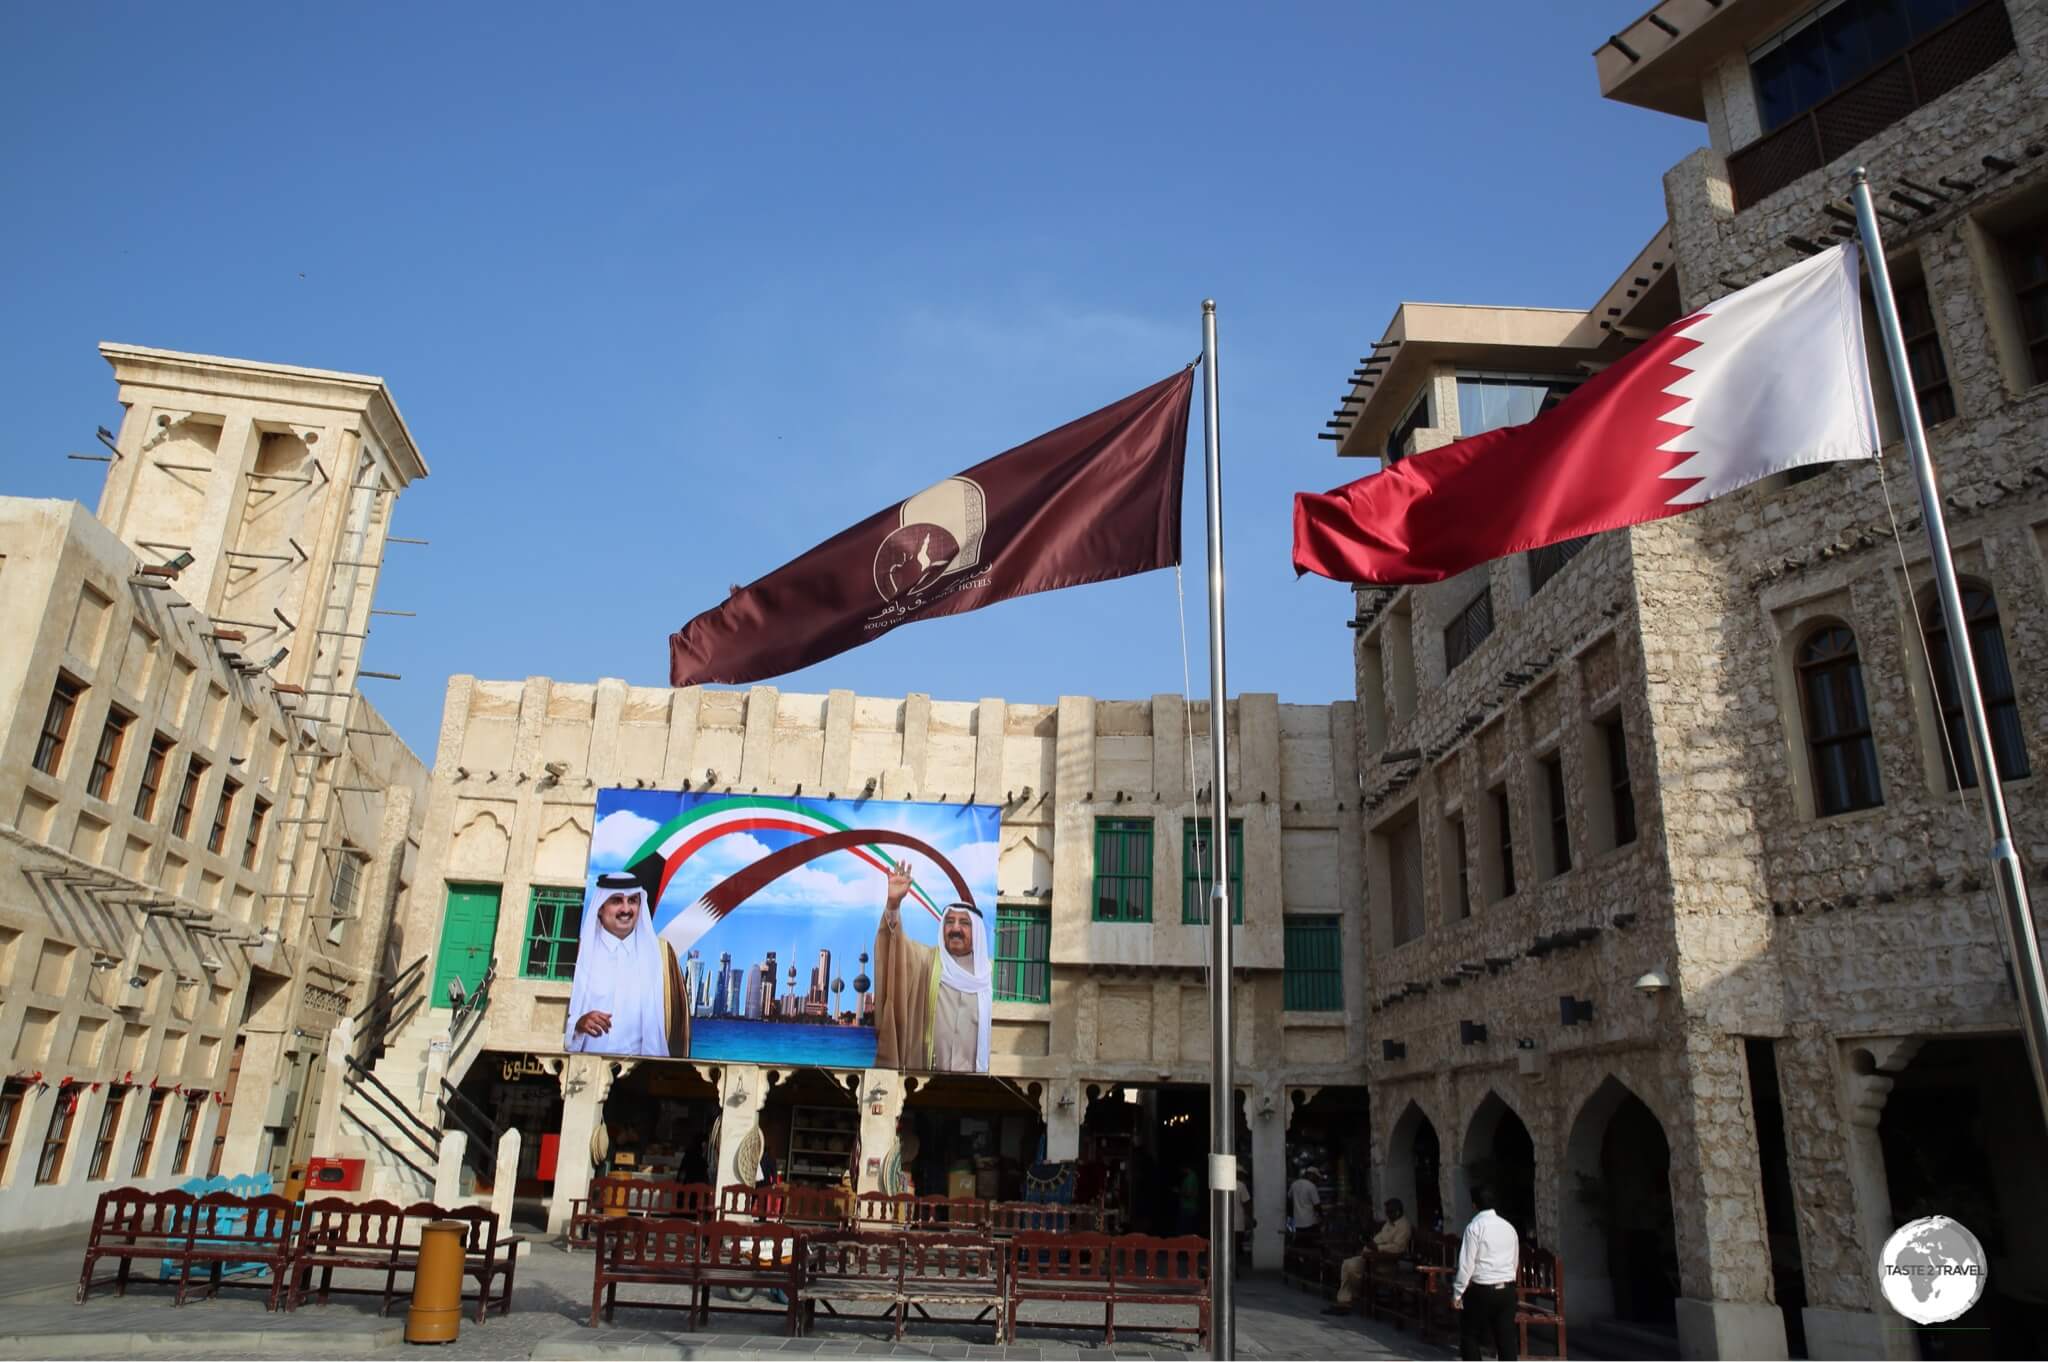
[588,809,660,872]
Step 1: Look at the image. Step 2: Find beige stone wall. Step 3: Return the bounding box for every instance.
[0,345,430,1230]
[1348,4,2048,1352]
[410,677,1364,1090]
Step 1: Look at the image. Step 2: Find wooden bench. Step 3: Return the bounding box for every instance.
[1363,1228,1455,1335]
[76,1188,298,1310]
[590,1218,801,1334]
[1516,1243,1567,1358]
[1105,1235,1209,1347]
[568,1178,713,1248]
[852,1193,989,1234]
[897,1231,1004,1341]
[288,1198,411,1315]
[718,1182,851,1229]
[987,1201,1101,1238]
[1007,1230,1113,1341]
[78,1188,197,1305]
[398,1201,523,1321]
[797,1231,902,1332]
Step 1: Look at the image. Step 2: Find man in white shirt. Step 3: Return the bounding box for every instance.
[1287,1167,1322,1232]
[1451,1185,1520,1360]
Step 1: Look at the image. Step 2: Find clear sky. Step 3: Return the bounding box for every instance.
[2,2,1704,759]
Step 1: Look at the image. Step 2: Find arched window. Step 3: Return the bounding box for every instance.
[1924,586,2031,788]
[1798,625,1884,815]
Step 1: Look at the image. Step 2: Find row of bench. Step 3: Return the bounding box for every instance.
[592,1219,1209,1346]
[75,1188,522,1322]
[1285,1216,1567,1357]
[568,1178,1101,1246]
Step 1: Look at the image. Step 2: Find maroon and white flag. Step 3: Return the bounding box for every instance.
[671,368,1195,687]
[1293,244,1879,585]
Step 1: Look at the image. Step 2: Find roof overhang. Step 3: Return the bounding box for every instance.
[1595,0,1817,120]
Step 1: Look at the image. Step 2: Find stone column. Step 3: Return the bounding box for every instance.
[491,1129,523,1252]
[1249,1083,1288,1271]
[854,1069,906,1195]
[546,1055,614,1238]
[712,1063,770,1195]
[434,1129,468,1205]
[220,1028,289,1178]
[1802,1038,1922,1361]
[1044,1079,1087,1163]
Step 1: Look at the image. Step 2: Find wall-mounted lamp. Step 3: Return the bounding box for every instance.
[1056,1090,1076,1110]
[1634,969,1671,995]
[1515,1038,1538,1051]
[1559,995,1595,1026]
[1459,1020,1488,1046]
[1381,1039,1406,1061]
[866,1086,888,1105]
[1256,1094,1277,1122]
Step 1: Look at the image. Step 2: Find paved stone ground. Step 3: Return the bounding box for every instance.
[0,1229,1452,1361]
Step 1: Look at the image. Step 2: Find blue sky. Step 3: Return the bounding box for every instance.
[2,3,1705,758]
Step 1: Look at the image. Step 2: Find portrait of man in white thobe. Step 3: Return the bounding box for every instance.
[564,871,691,1058]
[871,860,992,1073]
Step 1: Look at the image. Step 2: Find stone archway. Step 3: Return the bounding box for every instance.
[1456,1091,1536,1235]
[1563,1075,1677,1326]
[1386,1100,1442,1233]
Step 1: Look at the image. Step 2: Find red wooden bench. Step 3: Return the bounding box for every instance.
[1007,1231,1112,1341]
[718,1182,851,1229]
[398,1202,522,1321]
[797,1232,903,1333]
[1516,1243,1568,1358]
[988,1201,1102,1238]
[568,1178,714,1247]
[590,1218,801,1333]
[852,1193,989,1234]
[1106,1235,1209,1347]
[288,1198,411,1315]
[77,1188,198,1305]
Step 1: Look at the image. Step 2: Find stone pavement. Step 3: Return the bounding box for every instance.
[0,1227,1452,1361]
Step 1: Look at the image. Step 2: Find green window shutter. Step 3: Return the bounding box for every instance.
[1092,819,1153,923]
[1182,818,1245,924]
[1284,916,1343,1012]
[994,905,1052,1004]
[523,886,583,980]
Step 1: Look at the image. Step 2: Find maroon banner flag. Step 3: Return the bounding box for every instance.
[670,368,1195,687]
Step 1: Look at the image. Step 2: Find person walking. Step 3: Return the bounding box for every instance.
[1451,1185,1520,1361]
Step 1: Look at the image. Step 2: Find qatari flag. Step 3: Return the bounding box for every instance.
[670,368,1195,687]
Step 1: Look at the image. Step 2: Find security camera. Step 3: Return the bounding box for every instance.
[1634,969,1672,995]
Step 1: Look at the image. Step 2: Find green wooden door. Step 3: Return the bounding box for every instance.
[432,883,502,1008]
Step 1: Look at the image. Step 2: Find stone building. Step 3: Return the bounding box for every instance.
[1320,0,2048,1357]
[0,345,429,1229]
[335,676,1364,1270]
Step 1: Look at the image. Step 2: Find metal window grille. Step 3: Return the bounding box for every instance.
[1528,536,1592,596]
[1450,816,1471,919]
[1092,819,1154,923]
[171,759,207,840]
[170,1099,200,1174]
[1443,588,1495,673]
[2005,224,2048,386]
[33,677,81,775]
[207,780,239,854]
[523,886,584,980]
[1493,787,1517,899]
[86,711,131,801]
[1924,586,2030,788]
[1729,2,2015,210]
[329,849,364,914]
[131,1090,167,1177]
[87,1088,126,1180]
[1894,278,1957,424]
[1543,756,1572,877]
[1799,626,1886,814]
[1605,719,1638,848]
[36,1087,77,1185]
[242,799,269,870]
[1283,917,1343,1011]
[1182,818,1244,924]
[134,736,172,820]
[994,905,1051,1004]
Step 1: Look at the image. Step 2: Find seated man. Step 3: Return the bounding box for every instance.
[1324,1198,1412,1314]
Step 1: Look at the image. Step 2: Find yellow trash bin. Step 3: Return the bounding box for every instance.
[405,1220,468,1345]
[283,1163,308,1203]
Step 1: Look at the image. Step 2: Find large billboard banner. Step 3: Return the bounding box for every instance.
[566,791,1000,1073]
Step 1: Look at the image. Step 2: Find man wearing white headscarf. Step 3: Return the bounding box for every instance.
[564,872,690,1057]
[872,860,992,1072]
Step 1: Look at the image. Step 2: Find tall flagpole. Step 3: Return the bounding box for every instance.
[1851,168,2048,1128]
[1200,299,1237,1360]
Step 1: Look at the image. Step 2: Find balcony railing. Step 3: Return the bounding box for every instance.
[1727,1,2016,212]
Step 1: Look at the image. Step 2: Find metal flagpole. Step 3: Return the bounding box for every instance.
[1851,167,2048,1128]
[1200,299,1237,1360]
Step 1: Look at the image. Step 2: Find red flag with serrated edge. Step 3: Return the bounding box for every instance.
[670,369,1194,687]
[1292,245,1879,585]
